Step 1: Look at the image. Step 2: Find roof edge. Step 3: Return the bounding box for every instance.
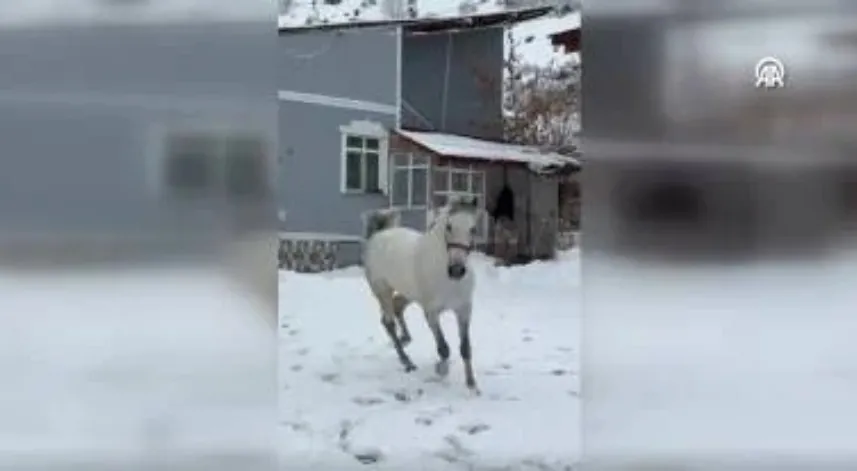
[278,5,554,35]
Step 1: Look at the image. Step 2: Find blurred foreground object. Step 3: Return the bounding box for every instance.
[0,0,278,469]
[583,1,857,470]
[583,0,857,261]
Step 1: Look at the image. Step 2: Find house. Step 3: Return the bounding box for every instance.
[278,5,580,272]
[0,8,277,263]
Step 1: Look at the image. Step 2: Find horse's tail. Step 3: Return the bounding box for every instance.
[363,209,400,240]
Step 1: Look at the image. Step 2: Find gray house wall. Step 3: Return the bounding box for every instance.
[277,101,394,235]
[0,22,277,236]
[277,28,400,245]
[278,29,398,104]
[400,26,504,140]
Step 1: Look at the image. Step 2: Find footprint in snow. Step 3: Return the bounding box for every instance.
[385,387,424,403]
[319,372,340,384]
[415,416,433,426]
[280,420,309,432]
[352,396,385,406]
[486,392,520,402]
[434,435,473,464]
[458,423,491,435]
[337,419,356,452]
[442,434,474,457]
[352,447,384,465]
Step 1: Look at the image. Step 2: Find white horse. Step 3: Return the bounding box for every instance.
[362,196,482,393]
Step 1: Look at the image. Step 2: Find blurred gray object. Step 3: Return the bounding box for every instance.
[582,0,857,261]
[0,10,277,266]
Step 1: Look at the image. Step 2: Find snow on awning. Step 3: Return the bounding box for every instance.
[396,129,579,173]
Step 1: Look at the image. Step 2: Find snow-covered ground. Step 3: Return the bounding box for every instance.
[280,244,857,468]
[278,250,581,469]
[585,249,857,467]
[0,267,275,468]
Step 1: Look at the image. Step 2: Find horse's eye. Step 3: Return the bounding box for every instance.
[446,223,452,233]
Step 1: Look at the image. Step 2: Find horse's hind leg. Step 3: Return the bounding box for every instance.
[454,302,479,394]
[392,293,412,346]
[373,285,417,372]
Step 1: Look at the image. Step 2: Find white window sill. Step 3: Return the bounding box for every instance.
[341,189,385,195]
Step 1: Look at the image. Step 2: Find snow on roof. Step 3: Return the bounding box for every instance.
[397,129,579,171]
[511,10,580,67]
[0,0,272,27]
[278,0,564,30]
[278,0,389,29]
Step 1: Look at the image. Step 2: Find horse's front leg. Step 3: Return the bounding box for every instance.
[378,291,416,372]
[454,302,479,394]
[424,309,450,377]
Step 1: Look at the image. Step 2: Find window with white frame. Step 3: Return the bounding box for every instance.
[340,121,388,194]
[390,152,429,208]
[162,131,269,201]
[432,162,485,207]
[432,162,488,240]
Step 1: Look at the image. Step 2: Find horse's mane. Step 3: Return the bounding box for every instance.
[428,196,478,231]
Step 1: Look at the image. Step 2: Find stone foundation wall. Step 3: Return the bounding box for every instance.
[278,239,339,273]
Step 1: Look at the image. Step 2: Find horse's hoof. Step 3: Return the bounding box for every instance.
[404,364,417,373]
[435,360,449,377]
[400,336,412,347]
[467,385,481,396]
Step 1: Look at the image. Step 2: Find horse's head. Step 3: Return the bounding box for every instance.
[436,196,481,280]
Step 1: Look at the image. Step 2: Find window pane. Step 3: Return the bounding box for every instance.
[346,135,363,149]
[411,168,428,206]
[345,152,363,190]
[433,169,448,192]
[164,135,217,194]
[365,138,380,150]
[392,168,409,206]
[433,193,448,207]
[471,172,484,197]
[412,153,429,166]
[165,153,211,193]
[393,153,409,168]
[474,216,487,239]
[365,152,379,192]
[451,172,468,191]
